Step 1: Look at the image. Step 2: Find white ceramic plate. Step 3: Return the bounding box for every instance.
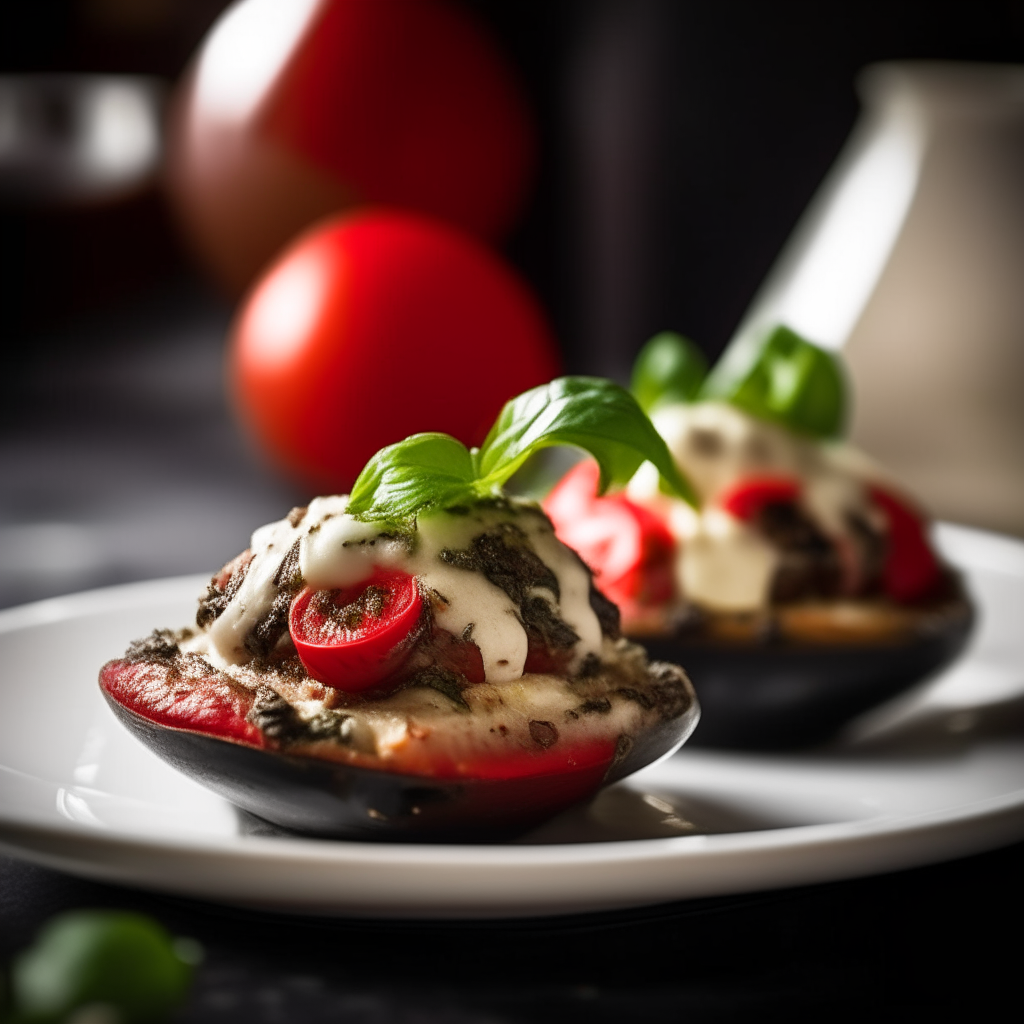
[2,524,1023,919]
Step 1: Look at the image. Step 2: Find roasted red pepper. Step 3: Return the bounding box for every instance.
[99,659,264,747]
[717,476,801,520]
[544,460,675,612]
[869,485,941,602]
[289,570,423,690]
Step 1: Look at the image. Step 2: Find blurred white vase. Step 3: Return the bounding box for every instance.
[735,62,1024,537]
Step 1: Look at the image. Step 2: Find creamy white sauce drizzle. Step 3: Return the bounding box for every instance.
[194,497,603,682]
[627,401,880,612]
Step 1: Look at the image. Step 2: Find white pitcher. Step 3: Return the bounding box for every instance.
[734,62,1024,537]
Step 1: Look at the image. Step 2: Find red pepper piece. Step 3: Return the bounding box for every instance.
[99,659,264,747]
[544,460,676,611]
[717,476,801,520]
[434,736,619,782]
[869,485,941,602]
[289,570,423,691]
[543,458,600,524]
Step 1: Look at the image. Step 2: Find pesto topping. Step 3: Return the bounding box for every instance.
[188,497,606,685]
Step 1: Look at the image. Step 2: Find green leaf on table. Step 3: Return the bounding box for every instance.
[10,910,199,1024]
[477,376,697,504]
[700,323,847,439]
[347,432,478,523]
[631,331,708,412]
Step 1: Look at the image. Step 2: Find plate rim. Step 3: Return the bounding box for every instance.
[3,780,1023,918]
[2,521,1024,917]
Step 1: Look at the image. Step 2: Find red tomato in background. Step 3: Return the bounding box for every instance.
[168,0,534,294]
[230,209,561,491]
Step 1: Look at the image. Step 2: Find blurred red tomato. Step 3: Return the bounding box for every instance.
[230,209,561,491]
[168,0,534,294]
[544,461,677,617]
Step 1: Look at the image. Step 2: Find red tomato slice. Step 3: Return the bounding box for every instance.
[544,460,676,610]
[289,571,423,690]
[869,485,941,602]
[717,476,801,520]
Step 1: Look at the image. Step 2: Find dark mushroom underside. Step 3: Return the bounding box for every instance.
[640,599,973,750]
[105,693,698,841]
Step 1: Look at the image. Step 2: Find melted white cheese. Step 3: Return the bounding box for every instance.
[627,401,879,612]
[197,498,603,682]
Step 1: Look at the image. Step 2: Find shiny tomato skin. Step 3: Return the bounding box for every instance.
[289,571,423,691]
[168,0,535,293]
[230,209,561,491]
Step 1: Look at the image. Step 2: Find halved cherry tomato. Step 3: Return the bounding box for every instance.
[289,570,423,690]
[717,476,801,520]
[869,485,941,602]
[544,460,676,611]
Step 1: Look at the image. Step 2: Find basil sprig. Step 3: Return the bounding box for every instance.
[701,324,847,439]
[632,323,847,440]
[347,376,697,523]
[631,331,708,413]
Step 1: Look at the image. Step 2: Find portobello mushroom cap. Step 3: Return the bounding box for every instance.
[99,500,700,840]
[641,581,973,750]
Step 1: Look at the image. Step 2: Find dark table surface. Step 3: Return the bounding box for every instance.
[1,284,1021,1022]
[2,843,1021,1023]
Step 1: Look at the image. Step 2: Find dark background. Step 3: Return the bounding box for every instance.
[1,840,1021,1022]
[5,1,1024,370]
[2,2,1023,1020]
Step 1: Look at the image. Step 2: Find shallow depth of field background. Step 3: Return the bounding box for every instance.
[2,0,1023,607]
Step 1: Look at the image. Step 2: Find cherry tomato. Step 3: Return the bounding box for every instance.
[168,0,534,293]
[289,570,423,690]
[717,476,801,520]
[230,209,561,491]
[544,460,676,612]
[869,485,941,602]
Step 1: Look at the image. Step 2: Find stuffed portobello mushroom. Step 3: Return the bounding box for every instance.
[545,328,973,749]
[100,379,700,840]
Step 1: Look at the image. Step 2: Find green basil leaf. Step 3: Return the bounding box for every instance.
[631,331,708,412]
[700,323,847,439]
[477,376,698,505]
[11,910,197,1023]
[347,433,478,522]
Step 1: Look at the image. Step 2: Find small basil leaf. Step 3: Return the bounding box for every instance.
[477,376,698,505]
[11,910,197,1023]
[700,323,847,439]
[631,331,708,412]
[347,433,478,522]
